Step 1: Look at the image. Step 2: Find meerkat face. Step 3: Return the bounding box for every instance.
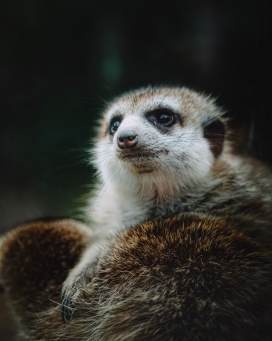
[93,87,225,197]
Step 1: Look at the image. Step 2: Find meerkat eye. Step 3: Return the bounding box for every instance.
[146,108,177,129]
[109,117,122,135]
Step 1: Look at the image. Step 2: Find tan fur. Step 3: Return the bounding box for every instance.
[98,114,109,141]
[1,217,272,340]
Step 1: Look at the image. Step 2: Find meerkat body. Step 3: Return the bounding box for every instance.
[88,86,272,246]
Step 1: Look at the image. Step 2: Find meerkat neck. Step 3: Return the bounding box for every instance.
[90,164,216,232]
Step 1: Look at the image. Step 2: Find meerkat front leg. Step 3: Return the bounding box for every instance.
[61,235,110,322]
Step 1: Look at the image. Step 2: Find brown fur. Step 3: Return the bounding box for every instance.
[1,217,272,340]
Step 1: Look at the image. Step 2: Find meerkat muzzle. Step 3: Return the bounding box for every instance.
[117,131,138,149]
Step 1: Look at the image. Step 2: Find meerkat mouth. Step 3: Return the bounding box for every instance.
[136,167,154,174]
[117,149,169,161]
[116,149,169,174]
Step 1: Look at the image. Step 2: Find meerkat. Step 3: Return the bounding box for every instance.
[61,85,272,312]
[88,86,272,245]
[1,87,272,339]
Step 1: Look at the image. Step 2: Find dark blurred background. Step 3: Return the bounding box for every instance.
[1,0,272,339]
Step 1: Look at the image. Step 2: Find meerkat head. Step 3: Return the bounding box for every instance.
[93,86,226,199]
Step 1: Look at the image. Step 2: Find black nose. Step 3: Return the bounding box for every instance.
[117,131,138,149]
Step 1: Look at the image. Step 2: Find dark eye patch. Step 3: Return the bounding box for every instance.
[109,116,122,135]
[146,108,179,131]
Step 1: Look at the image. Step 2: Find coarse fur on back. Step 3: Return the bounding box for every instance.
[88,86,272,246]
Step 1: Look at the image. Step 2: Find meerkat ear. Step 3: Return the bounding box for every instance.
[203,118,226,158]
[0,219,92,334]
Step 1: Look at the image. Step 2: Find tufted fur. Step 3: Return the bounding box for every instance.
[1,217,272,340]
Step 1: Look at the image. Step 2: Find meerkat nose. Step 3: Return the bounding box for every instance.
[117,131,138,149]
